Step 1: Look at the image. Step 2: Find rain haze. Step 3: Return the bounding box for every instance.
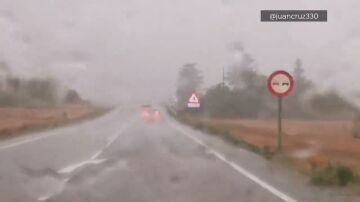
[1,1,360,202]
[1,0,360,104]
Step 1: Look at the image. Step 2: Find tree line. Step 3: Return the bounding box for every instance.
[175,49,357,120]
[0,62,83,108]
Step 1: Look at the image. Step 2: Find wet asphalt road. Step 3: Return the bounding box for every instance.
[0,107,359,202]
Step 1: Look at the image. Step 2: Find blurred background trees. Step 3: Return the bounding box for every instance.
[176,63,203,110]
[176,49,357,120]
[0,62,83,108]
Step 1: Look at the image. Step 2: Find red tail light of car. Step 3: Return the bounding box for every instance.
[154,111,160,119]
[142,110,150,118]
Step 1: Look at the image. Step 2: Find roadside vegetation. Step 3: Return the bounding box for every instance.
[0,76,82,108]
[0,61,107,139]
[169,110,267,157]
[169,42,360,188]
[311,164,359,187]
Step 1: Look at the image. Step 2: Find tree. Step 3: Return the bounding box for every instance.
[6,77,20,92]
[64,89,82,104]
[225,48,273,117]
[202,84,233,117]
[176,63,203,109]
[286,58,314,118]
[227,53,256,89]
[293,59,313,97]
[25,78,58,106]
[0,61,11,75]
[202,82,272,118]
[310,91,356,115]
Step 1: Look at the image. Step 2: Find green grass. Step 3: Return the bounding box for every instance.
[311,163,359,186]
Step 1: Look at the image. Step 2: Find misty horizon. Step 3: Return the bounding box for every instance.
[0,0,359,105]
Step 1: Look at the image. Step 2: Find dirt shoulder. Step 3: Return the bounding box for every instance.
[172,111,360,188]
[0,104,109,139]
[205,119,359,172]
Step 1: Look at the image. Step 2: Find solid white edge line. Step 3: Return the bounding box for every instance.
[0,110,132,150]
[0,135,56,150]
[169,122,299,202]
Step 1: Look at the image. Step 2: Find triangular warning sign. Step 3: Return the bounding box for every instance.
[188,93,199,103]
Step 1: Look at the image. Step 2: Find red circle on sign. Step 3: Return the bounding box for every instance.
[267,70,294,97]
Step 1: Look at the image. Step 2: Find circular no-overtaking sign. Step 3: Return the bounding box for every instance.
[267,70,294,97]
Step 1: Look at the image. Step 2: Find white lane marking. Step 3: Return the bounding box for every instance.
[37,178,69,201]
[0,132,65,150]
[92,118,136,160]
[57,118,135,174]
[57,159,107,174]
[0,121,108,150]
[38,196,49,201]
[37,117,136,201]
[169,122,299,202]
[0,110,130,150]
[91,150,103,160]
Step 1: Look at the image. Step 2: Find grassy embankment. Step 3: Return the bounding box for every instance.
[0,104,111,140]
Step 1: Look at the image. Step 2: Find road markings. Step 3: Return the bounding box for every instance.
[38,117,135,201]
[57,117,135,175]
[0,131,66,150]
[0,110,132,150]
[58,159,107,174]
[0,122,104,150]
[92,118,136,160]
[91,150,103,160]
[37,178,69,202]
[169,122,299,202]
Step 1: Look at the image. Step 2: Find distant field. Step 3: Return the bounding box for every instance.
[198,118,360,174]
[0,104,102,139]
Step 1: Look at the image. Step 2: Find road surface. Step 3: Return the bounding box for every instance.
[0,107,358,202]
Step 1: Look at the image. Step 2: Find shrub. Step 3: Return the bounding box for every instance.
[25,78,58,106]
[0,92,18,106]
[311,164,358,186]
[337,165,356,186]
[205,126,222,135]
[193,122,204,130]
[262,146,273,159]
[64,89,81,104]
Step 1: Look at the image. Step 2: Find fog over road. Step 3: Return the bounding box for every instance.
[0,107,358,202]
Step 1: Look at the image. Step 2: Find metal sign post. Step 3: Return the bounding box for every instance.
[267,70,294,152]
[277,97,282,151]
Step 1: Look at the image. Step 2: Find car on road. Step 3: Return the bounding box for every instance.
[142,105,161,122]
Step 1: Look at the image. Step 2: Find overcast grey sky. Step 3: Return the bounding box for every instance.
[0,0,359,104]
